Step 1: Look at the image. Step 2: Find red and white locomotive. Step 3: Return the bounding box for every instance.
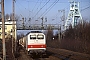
[19,31,46,55]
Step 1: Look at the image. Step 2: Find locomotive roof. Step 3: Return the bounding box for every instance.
[30,31,42,33]
[26,31,42,35]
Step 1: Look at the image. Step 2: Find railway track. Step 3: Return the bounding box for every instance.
[17,47,90,60]
[46,50,73,60]
[47,47,90,60]
[17,48,61,60]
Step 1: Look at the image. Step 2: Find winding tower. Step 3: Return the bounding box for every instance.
[65,1,83,30]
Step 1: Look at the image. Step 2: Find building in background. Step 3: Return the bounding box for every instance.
[0,20,17,40]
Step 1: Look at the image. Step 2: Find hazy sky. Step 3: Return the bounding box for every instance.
[3,0,90,25]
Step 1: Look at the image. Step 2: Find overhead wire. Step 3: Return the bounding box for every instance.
[21,0,68,3]
[15,0,28,12]
[15,1,25,18]
[16,0,90,20]
[22,0,37,3]
[15,0,36,26]
[15,0,30,26]
[40,0,59,17]
[81,6,90,12]
[26,0,44,26]
[32,0,50,19]
[27,1,31,19]
[16,0,34,16]
[15,1,24,20]
[31,0,41,20]
[32,0,39,12]
[31,0,43,19]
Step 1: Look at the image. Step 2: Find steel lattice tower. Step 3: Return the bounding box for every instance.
[65,1,83,30]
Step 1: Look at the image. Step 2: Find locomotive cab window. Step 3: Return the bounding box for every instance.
[37,35,44,39]
[30,35,36,39]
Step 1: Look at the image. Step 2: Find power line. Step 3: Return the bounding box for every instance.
[16,0,31,19]
[33,0,50,19]
[28,0,43,19]
[16,0,30,13]
[15,2,24,16]
[27,1,31,19]
[31,0,43,19]
[32,0,39,12]
[20,0,81,3]
[16,0,26,9]
[40,0,59,17]
[81,5,90,12]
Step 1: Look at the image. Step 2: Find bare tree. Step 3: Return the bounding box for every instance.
[15,14,20,21]
[0,14,2,22]
[5,14,10,21]
[46,30,53,41]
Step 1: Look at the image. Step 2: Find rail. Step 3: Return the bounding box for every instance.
[47,47,90,60]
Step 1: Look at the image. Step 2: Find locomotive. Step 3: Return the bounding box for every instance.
[19,31,46,55]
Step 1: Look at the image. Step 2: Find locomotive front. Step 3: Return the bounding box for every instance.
[26,31,46,55]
